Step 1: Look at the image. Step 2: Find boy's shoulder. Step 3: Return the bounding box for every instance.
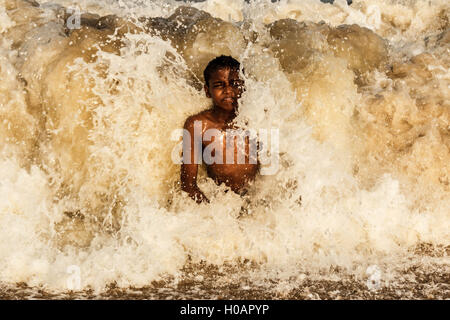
[184,109,215,128]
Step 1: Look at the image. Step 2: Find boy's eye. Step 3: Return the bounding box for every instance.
[212,80,244,89]
[231,80,244,87]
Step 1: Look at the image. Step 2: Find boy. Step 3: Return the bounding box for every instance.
[181,55,259,203]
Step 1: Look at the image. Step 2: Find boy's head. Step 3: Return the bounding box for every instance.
[203,55,244,112]
[203,55,240,86]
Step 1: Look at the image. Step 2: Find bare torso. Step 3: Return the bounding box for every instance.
[194,110,259,193]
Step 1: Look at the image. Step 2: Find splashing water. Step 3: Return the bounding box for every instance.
[0,0,448,297]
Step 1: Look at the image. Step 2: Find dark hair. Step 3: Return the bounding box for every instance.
[203,55,240,86]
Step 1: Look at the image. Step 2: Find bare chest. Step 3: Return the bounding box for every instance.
[200,126,258,165]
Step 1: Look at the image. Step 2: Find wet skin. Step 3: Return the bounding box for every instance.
[181,67,259,203]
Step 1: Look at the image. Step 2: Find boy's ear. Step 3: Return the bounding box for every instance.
[204,84,211,98]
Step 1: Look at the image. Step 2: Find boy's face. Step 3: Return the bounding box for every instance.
[204,67,244,112]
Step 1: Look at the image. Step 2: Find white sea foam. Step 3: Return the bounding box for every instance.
[0,0,448,292]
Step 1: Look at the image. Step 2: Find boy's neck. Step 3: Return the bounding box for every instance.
[212,105,237,124]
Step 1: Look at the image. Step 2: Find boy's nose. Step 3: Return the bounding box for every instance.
[224,84,233,93]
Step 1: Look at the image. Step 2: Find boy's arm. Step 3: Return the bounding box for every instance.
[180,117,209,204]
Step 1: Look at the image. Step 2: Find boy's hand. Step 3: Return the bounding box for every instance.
[191,190,210,204]
[182,184,209,204]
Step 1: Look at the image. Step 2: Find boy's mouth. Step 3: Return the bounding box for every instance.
[222,97,236,103]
